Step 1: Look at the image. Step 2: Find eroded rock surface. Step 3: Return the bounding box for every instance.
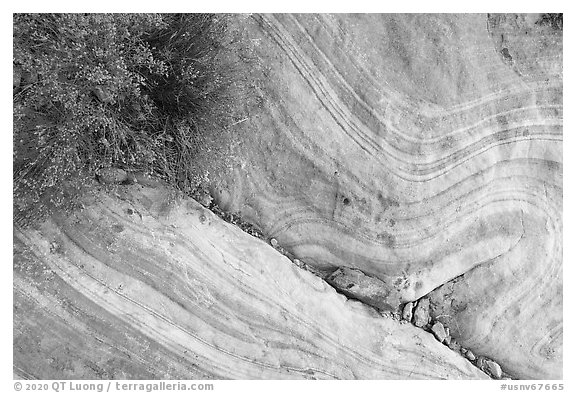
[192,13,562,379]
[14,13,562,380]
[13,184,488,379]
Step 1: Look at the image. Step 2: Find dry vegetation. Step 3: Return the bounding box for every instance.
[13,13,248,226]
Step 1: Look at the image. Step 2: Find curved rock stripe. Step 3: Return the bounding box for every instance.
[196,14,562,379]
[14,186,487,379]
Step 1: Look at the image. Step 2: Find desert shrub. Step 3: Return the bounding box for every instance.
[13,13,242,226]
[537,13,563,31]
[140,13,243,188]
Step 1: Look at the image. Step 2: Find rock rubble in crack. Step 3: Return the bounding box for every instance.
[199,206,512,382]
[14,184,489,379]
[210,215,509,380]
[402,297,508,380]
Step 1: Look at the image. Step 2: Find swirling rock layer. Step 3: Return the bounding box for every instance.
[13,185,487,379]
[196,14,562,379]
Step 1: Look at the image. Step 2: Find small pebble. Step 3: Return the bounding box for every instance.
[486,359,503,379]
[475,356,489,374]
[431,321,447,342]
[448,340,461,352]
[293,259,304,268]
[270,238,278,247]
[402,302,414,322]
[465,349,476,361]
[412,298,430,327]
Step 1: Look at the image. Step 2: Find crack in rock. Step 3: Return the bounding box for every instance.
[400,294,514,380]
[197,193,520,379]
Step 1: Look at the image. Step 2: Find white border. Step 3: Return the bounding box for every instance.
[3,3,571,391]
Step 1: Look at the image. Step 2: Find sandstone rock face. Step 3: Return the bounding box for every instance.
[13,185,488,379]
[192,14,562,379]
[13,13,562,380]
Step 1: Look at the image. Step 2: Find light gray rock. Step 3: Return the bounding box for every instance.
[402,302,414,321]
[475,356,502,379]
[465,349,476,361]
[431,321,447,342]
[97,168,128,184]
[486,360,503,379]
[412,298,430,327]
[326,267,401,312]
[270,238,279,248]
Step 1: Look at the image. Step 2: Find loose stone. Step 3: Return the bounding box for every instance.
[431,321,447,342]
[402,302,414,322]
[485,359,503,379]
[412,298,430,327]
[476,356,487,370]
